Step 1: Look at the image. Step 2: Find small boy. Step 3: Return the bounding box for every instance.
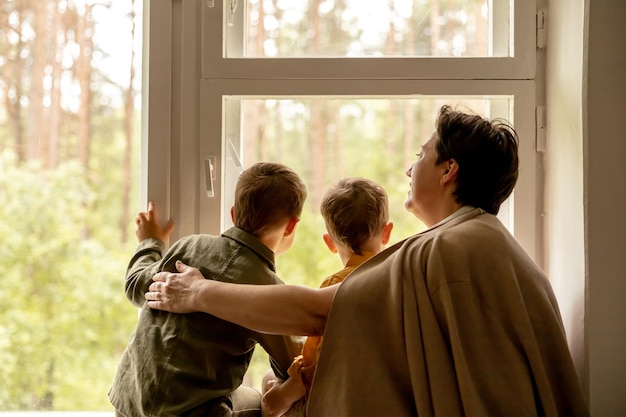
[109,162,307,417]
[260,177,393,417]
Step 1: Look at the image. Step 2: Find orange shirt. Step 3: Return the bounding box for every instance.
[287,251,377,396]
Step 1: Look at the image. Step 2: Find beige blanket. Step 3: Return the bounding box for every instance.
[307,209,588,416]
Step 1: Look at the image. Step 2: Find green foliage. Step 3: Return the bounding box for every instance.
[279,213,342,287]
[0,154,138,410]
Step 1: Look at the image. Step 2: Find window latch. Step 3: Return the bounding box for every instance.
[228,0,238,26]
[203,156,216,197]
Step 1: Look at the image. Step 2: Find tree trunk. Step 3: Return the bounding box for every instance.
[47,2,63,169]
[120,0,138,244]
[76,3,93,170]
[27,0,48,163]
[0,2,26,163]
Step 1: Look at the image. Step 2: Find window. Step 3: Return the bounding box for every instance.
[145,0,538,253]
[0,0,540,410]
[144,0,538,390]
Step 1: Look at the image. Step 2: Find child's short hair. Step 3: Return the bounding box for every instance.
[320,177,389,255]
[234,162,308,236]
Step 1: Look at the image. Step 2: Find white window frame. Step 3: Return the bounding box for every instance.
[142,0,540,261]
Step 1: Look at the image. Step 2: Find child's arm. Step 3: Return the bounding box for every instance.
[125,240,165,307]
[125,202,175,307]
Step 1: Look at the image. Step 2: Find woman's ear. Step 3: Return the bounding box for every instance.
[441,159,459,185]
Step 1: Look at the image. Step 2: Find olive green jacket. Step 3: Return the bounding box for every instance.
[109,227,303,417]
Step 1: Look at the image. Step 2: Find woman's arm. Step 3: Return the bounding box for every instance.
[146,260,337,336]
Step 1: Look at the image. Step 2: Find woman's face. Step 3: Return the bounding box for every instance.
[404,132,444,223]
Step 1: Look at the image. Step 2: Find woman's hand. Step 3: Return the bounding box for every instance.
[146,260,205,313]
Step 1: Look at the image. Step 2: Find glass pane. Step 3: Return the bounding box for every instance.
[228,0,511,58]
[224,96,513,278]
[225,96,513,389]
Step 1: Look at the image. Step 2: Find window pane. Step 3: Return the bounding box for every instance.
[224,96,513,277]
[227,0,511,58]
[225,96,513,389]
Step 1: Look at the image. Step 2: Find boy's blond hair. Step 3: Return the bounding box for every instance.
[320,177,389,255]
[234,162,308,236]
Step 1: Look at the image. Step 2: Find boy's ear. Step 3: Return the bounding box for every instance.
[283,217,300,237]
[322,233,338,254]
[230,207,235,223]
[381,222,394,245]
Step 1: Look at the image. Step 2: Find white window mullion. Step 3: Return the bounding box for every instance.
[196,81,226,236]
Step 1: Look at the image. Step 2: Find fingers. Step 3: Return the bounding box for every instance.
[164,218,175,236]
[136,211,148,223]
[135,201,156,224]
[146,300,163,310]
[147,201,155,219]
[140,201,174,233]
[148,280,162,292]
[175,260,189,272]
[146,277,165,309]
[145,290,159,300]
[152,272,166,283]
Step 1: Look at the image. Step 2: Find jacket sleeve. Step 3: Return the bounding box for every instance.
[259,333,305,381]
[124,238,165,307]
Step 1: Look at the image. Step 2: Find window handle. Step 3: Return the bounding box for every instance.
[203,156,216,198]
[227,137,243,172]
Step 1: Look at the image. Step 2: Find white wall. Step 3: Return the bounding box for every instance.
[543,0,586,384]
[545,0,626,415]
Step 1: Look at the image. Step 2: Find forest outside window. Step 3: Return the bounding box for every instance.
[220,95,514,240]
[1,0,142,411]
[225,0,511,58]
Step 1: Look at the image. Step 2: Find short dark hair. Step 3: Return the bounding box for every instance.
[435,105,519,215]
[320,177,389,255]
[234,162,307,236]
